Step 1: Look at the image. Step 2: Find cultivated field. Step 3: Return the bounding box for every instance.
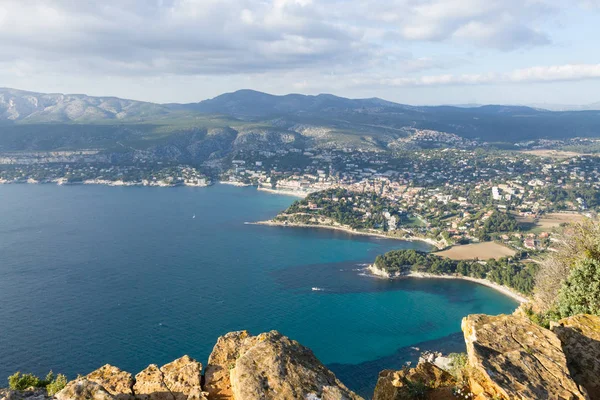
[436,242,516,260]
[521,149,587,159]
[517,212,586,232]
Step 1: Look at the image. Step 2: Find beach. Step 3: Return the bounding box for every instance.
[256,186,310,198]
[366,264,528,304]
[218,180,253,187]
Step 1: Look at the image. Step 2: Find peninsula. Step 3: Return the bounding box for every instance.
[366,249,533,303]
[255,188,446,248]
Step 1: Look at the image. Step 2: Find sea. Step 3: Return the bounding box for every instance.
[0,183,518,397]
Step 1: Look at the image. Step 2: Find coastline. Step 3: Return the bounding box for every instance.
[0,179,212,188]
[1,182,527,304]
[366,264,528,304]
[218,180,252,187]
[256,186,309,198]
[252,220,443,248]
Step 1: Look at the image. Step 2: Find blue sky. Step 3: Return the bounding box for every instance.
[0,0,599,105]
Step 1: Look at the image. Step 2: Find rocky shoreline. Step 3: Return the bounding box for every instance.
[366,263,529,304]
[3,314,598,400]
[252,220,444,249]
[0,179,211,188]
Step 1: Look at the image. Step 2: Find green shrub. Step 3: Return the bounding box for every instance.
[447,353,468,379]
[522,305,561,329]
[43,371,55,386]
[405,379,429,399]
[8,370,68,393]
[534,218,600,310]
[557,258,600,317]
[8,372,42,390]
[46,374,67,396]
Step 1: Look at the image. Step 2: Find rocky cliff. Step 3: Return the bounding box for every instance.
[1,314,599,400]
[373,313,600,400]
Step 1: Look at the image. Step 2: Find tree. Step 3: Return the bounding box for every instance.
[556,258,600,317]
[534,217,600,311]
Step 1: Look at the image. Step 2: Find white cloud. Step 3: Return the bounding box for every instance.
[579,0,600,8]
[0,0,575,80]
[353,0,554,50]
[0,0,597,104]
[509,64,600,82]
[356,64,600,87]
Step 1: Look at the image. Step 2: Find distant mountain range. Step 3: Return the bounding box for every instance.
[0,87,171,122]
[1,87,599,159]
[528,102,600,112]
[4,86,597,123]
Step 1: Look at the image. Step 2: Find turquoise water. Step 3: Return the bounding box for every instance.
[0,184,517,397]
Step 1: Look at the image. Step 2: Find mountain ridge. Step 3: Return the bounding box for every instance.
[1,87,600,156]
[1,87,556,123]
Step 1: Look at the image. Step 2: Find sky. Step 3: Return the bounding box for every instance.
[1,0,600,105]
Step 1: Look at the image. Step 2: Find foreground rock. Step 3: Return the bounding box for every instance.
[204,331,251,400]
[552,314,600,400]
[0,388,48,400]
[86,365,134,400]
[134,364,172,400]
[462,314,588,400]
[373,362,456,400]
[134,357,207,400]
[56,379,114,400]
[206,330,362,400]
[11,317,599,400]
[160,356,204,400]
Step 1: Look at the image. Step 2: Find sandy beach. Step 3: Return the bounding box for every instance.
[256,186,309,198]
[218,180,252,187]
[366,264,528,303]
[407,272,529,303]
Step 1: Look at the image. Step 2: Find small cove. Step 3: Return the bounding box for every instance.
[0,183,518,397]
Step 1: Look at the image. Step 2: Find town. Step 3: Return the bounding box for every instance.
[220,145,598,252]
[0,164,209,187]
[1,143,597,252]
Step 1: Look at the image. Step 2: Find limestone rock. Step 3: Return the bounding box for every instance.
[225,330,361,400]
[160,356,204,400]
[0,389,49,400]
[0,389,16,400]
[462,314,588,400]
[373,362,456,400]
[55,379,114,400]
[551,314,600,400]
[511,303,531,319]
[204,330,251,400]
[133,365,171,400]
[86,365,134,400]
[134,358,207,400]
[418,351,453,372]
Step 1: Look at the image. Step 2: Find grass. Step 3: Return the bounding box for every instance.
[517,213,585,234]
[403,215,426,228]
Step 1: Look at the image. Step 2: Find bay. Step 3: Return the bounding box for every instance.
[0,183,517,397]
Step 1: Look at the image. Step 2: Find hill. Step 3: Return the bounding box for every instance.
[1,88,600,161]
[0,88,170,123]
